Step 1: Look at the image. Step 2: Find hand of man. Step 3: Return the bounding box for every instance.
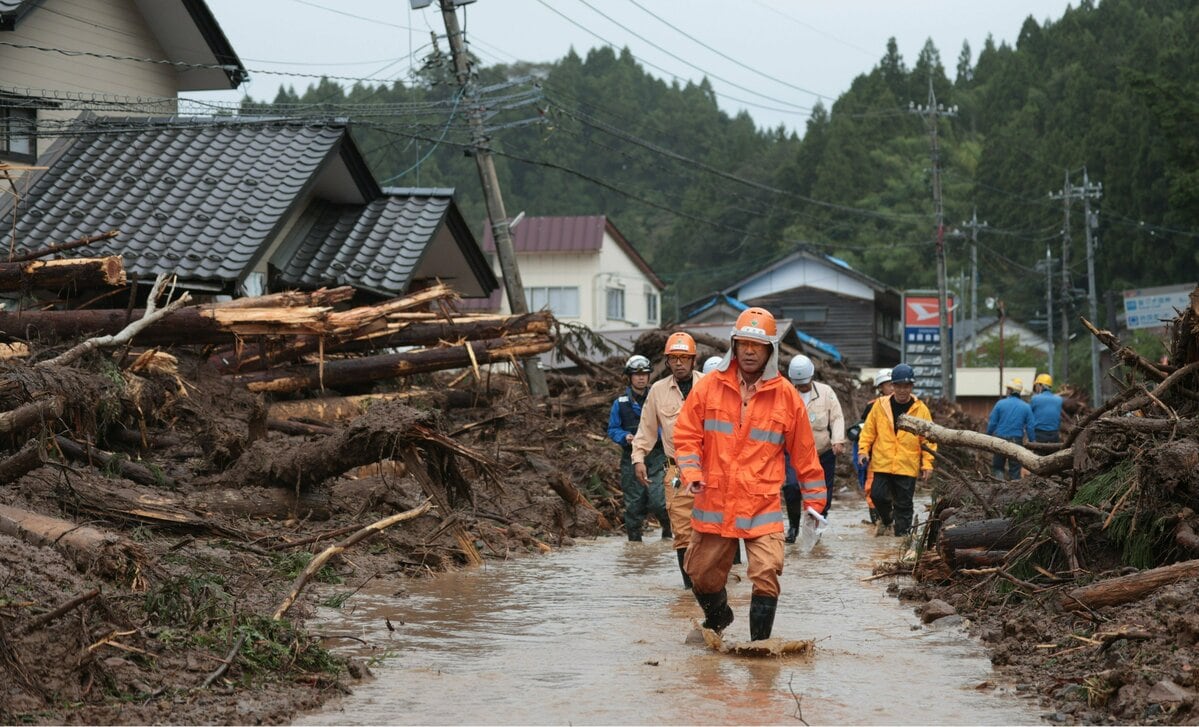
[832,442,845,456]
[634,462,648,485]
[920,468,933,482]
[687,480,705,495]
[858,453,869,468]
[625,434,633,444]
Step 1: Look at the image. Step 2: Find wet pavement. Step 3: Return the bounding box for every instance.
[297,498,1041,725]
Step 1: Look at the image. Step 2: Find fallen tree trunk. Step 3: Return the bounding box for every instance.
[0,439,44,484]
[0,396,63,434]
[0,256,125,291]
[230,333,554,394]
[898,415,1074,476]
[55,436,171,488]
[66,477,332,526]
[1063,559,1199,611]
[0,503,147,582]
[214,401,494,492]
[939,518,1026,552]
[213,311,553,373]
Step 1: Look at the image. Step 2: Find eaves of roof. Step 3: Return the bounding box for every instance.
[722,249,898,297]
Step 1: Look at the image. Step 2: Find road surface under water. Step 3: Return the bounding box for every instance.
[298,498,1040,725]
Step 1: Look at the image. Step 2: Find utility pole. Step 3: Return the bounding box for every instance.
[1081,167,1103,405]
[1050,170,1074,385]
[910,78,957,401]
[1044,241,1055,379]
[1049,169,1101,396]
[439,0,547,396]
[960,208,988,366]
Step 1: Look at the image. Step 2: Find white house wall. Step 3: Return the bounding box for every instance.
[490,230,661,331]
[1,0,179,157]
[734,257,873,302]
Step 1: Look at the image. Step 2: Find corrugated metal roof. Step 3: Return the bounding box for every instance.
[2,117,347,284]
[481,214,606,253]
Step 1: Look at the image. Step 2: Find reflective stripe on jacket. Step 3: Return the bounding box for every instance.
[673,364,827,539]
[857,394,935,476]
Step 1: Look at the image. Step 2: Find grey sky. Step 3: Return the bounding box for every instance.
[192,0,1078,133]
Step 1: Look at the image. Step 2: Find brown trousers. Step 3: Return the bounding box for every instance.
[684,529,785,598]
[663,462,693,550]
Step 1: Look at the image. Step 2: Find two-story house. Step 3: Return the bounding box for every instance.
[469,215,665,331]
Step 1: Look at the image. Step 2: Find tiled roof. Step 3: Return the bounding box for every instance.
[282,188,495,297]
[2,117,352,285]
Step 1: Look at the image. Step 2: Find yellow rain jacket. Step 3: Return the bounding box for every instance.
[857,394,935,477]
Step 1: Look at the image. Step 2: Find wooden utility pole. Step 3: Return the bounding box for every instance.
[1080,167,1103,405]
[910,78,957,401]
[1050,169,1101,397]
[1050,170,1073,384]
[439,0,548,396]
[960,208,988,365]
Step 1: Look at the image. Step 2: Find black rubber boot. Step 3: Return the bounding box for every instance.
[694,588,734,633]
[784,514,800,544]
[627,531,642,542]
[749,594,778,641]
[676,548,692,589]
[659,514,673,540]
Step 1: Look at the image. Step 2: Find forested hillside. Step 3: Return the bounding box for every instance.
[253,0,1198,357]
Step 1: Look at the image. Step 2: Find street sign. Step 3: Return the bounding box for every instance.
[1123,283,1196,330]
[902,293,955,399]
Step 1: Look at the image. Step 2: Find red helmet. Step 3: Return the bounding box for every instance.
[663,332,697,356]
[730,307,777,344]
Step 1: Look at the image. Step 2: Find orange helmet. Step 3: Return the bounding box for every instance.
[663,332,697,356]
[731,307,777,344]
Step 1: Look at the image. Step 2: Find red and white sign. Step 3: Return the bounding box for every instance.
[904,296,954,327]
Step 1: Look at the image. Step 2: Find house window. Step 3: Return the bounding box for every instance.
[525,286,580,318]
[606,287,625,321]
[783,306,828,323]
[0,103,35,161]
[645,291,659,324]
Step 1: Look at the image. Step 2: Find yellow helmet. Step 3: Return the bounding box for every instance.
[1035,373,1053,387]
[1007,378,1024,391]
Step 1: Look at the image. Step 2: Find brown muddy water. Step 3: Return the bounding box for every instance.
[298,499,1041,725]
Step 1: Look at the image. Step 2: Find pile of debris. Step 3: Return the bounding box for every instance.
[888,290,1199,724]
[0,252,632,723]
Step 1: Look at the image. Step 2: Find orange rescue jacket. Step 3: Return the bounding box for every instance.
[674,364,827,539]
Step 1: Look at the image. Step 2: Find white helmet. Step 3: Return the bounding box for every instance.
[787,355,815,385]
[873,368,893,388]
[702,355,722,374]
[624,354,652,375]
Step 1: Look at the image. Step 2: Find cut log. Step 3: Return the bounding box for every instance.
[212,311,552,373]
[898,415,1074,476]
[0,503,147,582]
[7,229,119,263]
[55,435,171,487]
[0,439,44,484]
[938,518,1026,551]
[0,256,125,291]
[230,333,554,393]
[266,418,337,437]
[212,286,355,310]
[0,395,63,434]
[1062,559,1199,611]
[950,547,1010,568]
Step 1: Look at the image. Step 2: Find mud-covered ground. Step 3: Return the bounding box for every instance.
[0,361,624,725]
[887,473,1199,726]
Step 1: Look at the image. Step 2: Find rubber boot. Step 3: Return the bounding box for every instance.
[749,594,778,640]
[784,514,800,544]
[628,530,642,542]
[676,548,692,589]
[694,588,734,633]
[659,514,673,541]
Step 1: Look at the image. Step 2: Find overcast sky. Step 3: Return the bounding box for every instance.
[192,0,1078,133]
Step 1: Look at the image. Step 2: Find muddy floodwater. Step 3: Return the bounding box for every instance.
[298,499,1041,725]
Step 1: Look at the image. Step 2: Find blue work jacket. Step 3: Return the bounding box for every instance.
[1030,391,1064,433]
[607,386,647,450]
[987,394,1034,440]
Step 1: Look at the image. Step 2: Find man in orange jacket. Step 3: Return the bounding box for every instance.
[674,307,827,640]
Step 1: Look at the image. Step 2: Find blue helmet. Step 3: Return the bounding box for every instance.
[890,363,915,384]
